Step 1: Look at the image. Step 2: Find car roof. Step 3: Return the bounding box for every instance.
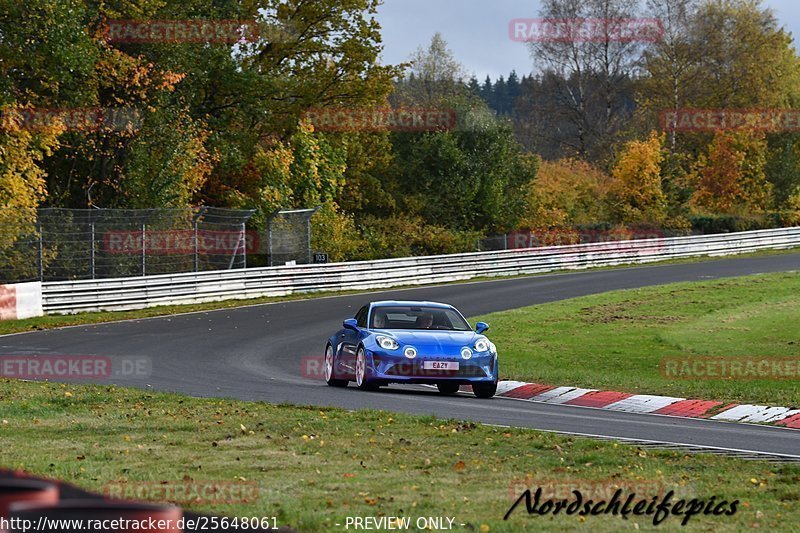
[370,301,455,310]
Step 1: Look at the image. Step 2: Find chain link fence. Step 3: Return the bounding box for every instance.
[0,208,260,283]
[266,207,320,266]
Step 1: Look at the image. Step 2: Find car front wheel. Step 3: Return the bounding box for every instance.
[355,346,380,391]
[324,344,348,388]
[473,382,497,399]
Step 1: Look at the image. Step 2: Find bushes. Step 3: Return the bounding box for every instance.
[353,214,481,260]
[310,202,362,263]
[310,210,482,263]
[689,213,799,234]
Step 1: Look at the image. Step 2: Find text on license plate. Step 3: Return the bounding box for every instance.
[423,361,459,371]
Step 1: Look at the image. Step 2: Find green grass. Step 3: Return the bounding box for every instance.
[2,247,797,338]
[472,272,800,406]
[1,379,798,531]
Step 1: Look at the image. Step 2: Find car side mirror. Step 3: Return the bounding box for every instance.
[475,322,489,334]
[343,318,359,331]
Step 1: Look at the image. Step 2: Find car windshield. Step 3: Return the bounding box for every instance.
[370,306,471,331]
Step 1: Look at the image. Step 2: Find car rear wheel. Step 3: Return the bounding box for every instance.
[324,344,348,388]
[473,382,497,399]
[355,346,379,391]
[437,382,460,395]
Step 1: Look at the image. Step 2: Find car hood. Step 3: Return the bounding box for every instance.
[377,330,479,354]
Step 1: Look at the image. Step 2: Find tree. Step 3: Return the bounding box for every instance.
[481,75,493,103]
[521,158,610,230]
[690,0,800,109]
[389,34,537,233]
[693,130,772,214]
[527,0,642,162]
[0,0,403,212]
[639,0,800,157]
[389,120,537,233]
[394,33,473,107]
[120,109,215,208]
[0,105,62,280]
[506,70,521,114]
[765,135,800,209]
[467,76,481,98]
[607,131,668,223]
[0,107,62,238]
[639,0,700,149]
[493,76,507,114]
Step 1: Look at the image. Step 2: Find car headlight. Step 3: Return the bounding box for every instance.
[474,339,490,353]
[404,346,418,359]
[376,336,399,351]
[461,347,473,360]
[488,341,497,354]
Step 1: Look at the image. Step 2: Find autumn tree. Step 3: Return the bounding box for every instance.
[693,130,772,214]
[607,132,668,223]
[0,109,62,236]
[521,159,611,230]
[0,106,62,279]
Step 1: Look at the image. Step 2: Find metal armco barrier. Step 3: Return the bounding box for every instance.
[41,227,800,315]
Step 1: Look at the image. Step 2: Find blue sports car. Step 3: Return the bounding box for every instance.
[324,301,499,398]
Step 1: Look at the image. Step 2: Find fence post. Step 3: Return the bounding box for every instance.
[308,205,321,265]
[141,223,146,277]
[90,222,96,279]
[242,222,247,270]
[266,209,277,267]
[194,219,199,272]
[37,219,43,281]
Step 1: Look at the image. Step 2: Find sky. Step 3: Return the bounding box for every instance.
[374,0,800,81]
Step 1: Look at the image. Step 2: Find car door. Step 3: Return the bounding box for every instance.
[338,305,368,378]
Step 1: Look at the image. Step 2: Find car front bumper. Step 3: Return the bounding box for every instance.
[367,350,498,385]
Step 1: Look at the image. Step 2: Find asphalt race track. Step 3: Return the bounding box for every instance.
[2,253,800,458]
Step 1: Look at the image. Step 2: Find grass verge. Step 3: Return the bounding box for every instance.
[472,272,800,406]
[0,379,798,531]
[2,247,797,338]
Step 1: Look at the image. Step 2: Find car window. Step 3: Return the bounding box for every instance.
[355,306,369,328]
[369,306,471,331]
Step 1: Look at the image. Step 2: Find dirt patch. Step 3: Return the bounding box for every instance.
[579,302,682,325]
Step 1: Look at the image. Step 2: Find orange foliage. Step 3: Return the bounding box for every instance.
[522,158,610,230]
[692,130,772,214]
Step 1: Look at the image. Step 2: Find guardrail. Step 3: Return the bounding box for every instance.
[41,227,800,315]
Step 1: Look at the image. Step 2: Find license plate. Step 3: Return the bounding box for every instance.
[423,361,459,371]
